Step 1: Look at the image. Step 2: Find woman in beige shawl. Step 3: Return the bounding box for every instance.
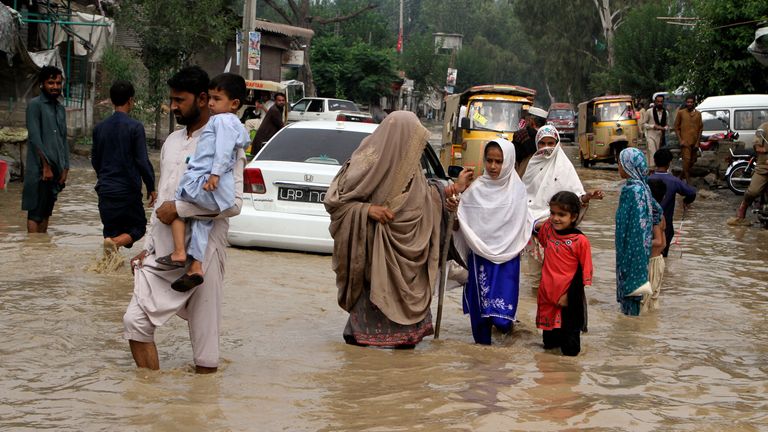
[325,111,446,347]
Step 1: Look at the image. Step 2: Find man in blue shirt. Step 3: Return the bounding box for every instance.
[92,80,157,251]
[648,148,697,256]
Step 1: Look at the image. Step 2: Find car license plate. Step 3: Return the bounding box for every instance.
[278,186,327,203]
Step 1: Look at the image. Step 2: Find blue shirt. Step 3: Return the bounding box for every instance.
[92,111,155,196]
[648,171,696,226]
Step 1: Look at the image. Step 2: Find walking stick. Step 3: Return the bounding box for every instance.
[677,207,687,258]
[434,211,456,339]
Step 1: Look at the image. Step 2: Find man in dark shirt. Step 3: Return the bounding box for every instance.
[250,92,286,154]
[648,148,696,256]
[512,106,547,177]
[92,80,157,250]
[23,66,68,233]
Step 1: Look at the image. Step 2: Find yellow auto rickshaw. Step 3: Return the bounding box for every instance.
[440,84,536,176]
[577,95,639,167]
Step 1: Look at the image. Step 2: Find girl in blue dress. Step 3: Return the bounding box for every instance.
[454,139,534,344]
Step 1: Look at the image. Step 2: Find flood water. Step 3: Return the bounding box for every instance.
[1,146,767,431]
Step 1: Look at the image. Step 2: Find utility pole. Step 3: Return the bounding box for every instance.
[240,0,257,79]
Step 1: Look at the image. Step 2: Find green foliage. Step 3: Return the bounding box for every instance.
[515,0,605,104]
[669,0,768,96]
[117,0,239,110]
[311,35,398,103]
[400,32,448,92]
[454,35,530,90]
[312,0,394,46]
[595,1,681,98]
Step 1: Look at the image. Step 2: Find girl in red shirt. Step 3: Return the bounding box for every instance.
[534,191,593,356]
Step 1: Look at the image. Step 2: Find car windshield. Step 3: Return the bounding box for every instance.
[257,128,370,165]
[548,109,574,120]
[328,100,359,111]
[595,101,633,121]
[466,100,523,132]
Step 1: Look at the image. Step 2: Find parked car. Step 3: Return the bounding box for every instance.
[227,121,448,253]
[546,102,577,141]
[696,94,768,149]
[287,97,374,123]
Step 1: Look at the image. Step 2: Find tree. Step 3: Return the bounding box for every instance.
[260,0,378,96]
[117,0,238,144]
[312,35,397,104]
[593,0,631,67]
[515,0,604,104]
[669,0,768,96]
[595,1,681,98]
[400,32,447,93]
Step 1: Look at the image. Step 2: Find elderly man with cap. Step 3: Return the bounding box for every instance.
[512,106,548,177]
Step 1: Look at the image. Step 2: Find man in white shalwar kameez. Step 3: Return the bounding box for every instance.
[123,66,245,373]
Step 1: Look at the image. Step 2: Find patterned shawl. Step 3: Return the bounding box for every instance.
[614,147,655,316]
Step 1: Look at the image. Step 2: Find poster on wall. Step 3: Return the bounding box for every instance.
[248,31,261,70]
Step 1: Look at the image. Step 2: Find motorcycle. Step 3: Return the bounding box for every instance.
[724,147,756,195]
[699,128,739,151]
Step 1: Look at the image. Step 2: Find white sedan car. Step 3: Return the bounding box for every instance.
[227,121,449,253]
[287,97,374,123]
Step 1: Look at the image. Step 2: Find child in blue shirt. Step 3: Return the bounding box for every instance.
[157,73,249,291]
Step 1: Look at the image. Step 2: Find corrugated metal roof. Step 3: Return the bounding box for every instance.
[253,20,314,39]
[114,26,141,51]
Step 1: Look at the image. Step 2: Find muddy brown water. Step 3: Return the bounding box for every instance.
[1,147,767,431]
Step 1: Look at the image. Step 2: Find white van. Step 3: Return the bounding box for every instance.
[696,94,768,148]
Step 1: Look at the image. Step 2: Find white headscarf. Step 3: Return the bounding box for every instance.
[455,139,533,264]
[522,125,585,222]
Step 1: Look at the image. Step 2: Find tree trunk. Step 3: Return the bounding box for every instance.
[594,0,616,67]
[303,41,316,97]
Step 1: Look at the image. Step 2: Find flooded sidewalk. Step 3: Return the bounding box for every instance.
[1,149,767,431]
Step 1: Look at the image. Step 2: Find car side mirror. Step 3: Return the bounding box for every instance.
[447,165,464,178]
[459,117,470,130]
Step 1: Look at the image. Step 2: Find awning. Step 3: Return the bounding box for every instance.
[253,20,314,40]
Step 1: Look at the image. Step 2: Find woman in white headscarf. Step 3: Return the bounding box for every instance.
[522,125,604,223]
[453,138,533,345]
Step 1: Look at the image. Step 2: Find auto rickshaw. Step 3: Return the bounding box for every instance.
[440,84,536,176]
[577,95,639,167]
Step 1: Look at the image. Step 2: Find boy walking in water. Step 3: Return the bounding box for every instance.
[156,73,249,291]
[644,179,667,312]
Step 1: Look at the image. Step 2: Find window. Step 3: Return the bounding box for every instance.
[734,110,754,130]
[467,100,523,132]
[734,109,768,130]
[291,99,308,112]
[257,129,370,165]
[701,110,730,131]
[307,99,324,113]
[328,100,358,111]
[594,102,633,122]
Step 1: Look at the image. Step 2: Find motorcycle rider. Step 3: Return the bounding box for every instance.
[729,122,768,225]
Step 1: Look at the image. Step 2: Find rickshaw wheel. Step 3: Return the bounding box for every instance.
[580,152,592,168]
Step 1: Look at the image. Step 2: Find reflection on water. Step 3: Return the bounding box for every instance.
[1,148,767,430]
